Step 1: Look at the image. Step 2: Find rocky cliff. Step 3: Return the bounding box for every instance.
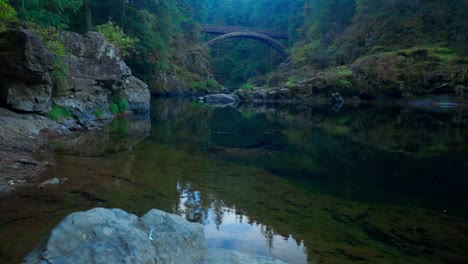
[0,29,150,129]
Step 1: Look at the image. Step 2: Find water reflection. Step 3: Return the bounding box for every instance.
[175,181,308,263]
[0,98,466,263]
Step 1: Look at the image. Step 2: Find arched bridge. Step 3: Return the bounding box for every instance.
[200,24,289,57]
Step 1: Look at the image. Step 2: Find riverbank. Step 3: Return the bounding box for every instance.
[0,28,151,197]
[0,107,68,197]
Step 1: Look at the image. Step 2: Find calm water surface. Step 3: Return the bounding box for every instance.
[0,98,467,263]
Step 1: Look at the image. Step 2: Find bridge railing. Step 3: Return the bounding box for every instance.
[200,24,288,39]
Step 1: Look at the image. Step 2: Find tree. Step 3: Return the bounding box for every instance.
[84,0,92,31]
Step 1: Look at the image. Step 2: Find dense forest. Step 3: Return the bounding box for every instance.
[1,0,211,92]
[1,0,467,93]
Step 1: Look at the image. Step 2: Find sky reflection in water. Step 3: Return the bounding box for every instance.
[176,181,308,263]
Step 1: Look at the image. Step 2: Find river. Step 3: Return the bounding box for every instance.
[0,98,467,263]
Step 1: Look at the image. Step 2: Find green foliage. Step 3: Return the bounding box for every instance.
[338,79,351,88]
[47,105,72,120]
[190,81,207,91]
[117,97,129,112]
[36,28,66,57]
[286,76,297,87]
[291,0,466,67]
[0,0,16,32]
[109,96,129,114]
[93,108,106,118]
[96,22,137,58]
[241,83,253,90]
[206,78,219,89]
[109,102,119,114]
[337,66,353,77]
[0,0,15,19]
[36,28,69,93]
[396,46,460,63]
[13,0,82,28]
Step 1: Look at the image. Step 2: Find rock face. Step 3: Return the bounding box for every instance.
[0,29,150,128]
[204,93,236,106]
[24,208,285,264]
[52,31,150,127]
[0,29,54,113]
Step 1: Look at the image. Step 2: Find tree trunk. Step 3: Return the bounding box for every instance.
[85,0,92,31]
[121,0,126,30]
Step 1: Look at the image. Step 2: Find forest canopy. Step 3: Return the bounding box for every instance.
[1,0,466,88]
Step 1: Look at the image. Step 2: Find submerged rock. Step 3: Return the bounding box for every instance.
[24,208,285,264]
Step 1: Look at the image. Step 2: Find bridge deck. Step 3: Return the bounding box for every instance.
[200,24,288,39]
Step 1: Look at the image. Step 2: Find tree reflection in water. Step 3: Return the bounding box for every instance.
[175,181,308,263]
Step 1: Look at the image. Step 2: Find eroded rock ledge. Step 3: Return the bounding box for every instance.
[24,208,285,264]
[0,29,150,129]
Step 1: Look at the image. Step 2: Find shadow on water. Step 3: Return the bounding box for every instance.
[0,98,467,263]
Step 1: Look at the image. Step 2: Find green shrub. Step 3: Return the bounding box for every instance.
[0,0,16,32]
[117,97,129,112]
[241,83,253,90]
[109,102,119,114]
[36,28,69,93]
[206,78,219,89]
[109,97,130,114]
[337,66,353,77]
[190,81,207,90]
[338,79,351,88]
[93,108,105,118]
[47,105,72,120]
[286,76,297,87]
[96,22,138,58]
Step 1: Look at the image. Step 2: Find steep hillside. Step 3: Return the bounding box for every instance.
[268,0,468,99]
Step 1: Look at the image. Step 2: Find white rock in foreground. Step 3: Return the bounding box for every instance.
[24,208,286,264]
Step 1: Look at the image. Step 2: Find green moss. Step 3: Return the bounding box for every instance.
[46,105,72,121]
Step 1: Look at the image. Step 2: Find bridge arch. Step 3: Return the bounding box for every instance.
[201,32,289,57]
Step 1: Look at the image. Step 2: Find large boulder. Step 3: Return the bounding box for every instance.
[50,31,150,128]
[119,76,151,113]
[24,208,285,264]
[59,31,131,90]
[0,29,54,83]
[0,80,52,113]
[0,29,54,113]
